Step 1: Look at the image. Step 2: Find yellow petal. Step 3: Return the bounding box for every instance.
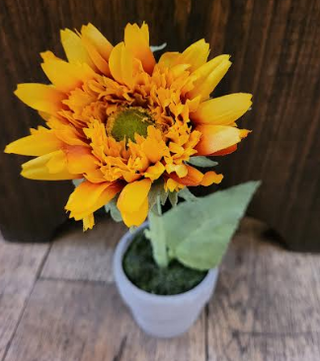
[83,213,95,231]
[179,39,210,71]
[173,164,188,178]
[21,150,79,180]
[144,162,165,181]
[124,23,155,74]
[192,93,252,125]
[188,55,231,100]
[158,52,180,69]
[165,178,185,192]
[46,149,67,173]
[5,129,62,156]
[66,181,122,221]
[64,145,98,174]
[50,119,88,147]
[84,169,106,183]
[81,35,110,75]
[141,126,168,163]
[14,84,66,114]
[41,51,96,92]
[117,179,151,226]
[121,197,149,227]
[81,23,113,61]
[38,111,51,121]
[109,42,135,87]
[195,125,250,155]
[60,29,96,69]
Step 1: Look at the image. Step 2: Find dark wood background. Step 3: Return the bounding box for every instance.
[1,0,320,250]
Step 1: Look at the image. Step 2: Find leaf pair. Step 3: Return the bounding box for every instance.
[146,181,260,270]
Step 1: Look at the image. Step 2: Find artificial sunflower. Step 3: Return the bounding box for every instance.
[5,23,252,230]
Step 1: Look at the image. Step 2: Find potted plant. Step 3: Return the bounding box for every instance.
[113,181,259,338]
[5,22,259,338]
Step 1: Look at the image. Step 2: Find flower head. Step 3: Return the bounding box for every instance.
[5,23,252,229]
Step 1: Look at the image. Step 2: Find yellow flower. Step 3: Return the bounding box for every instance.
[5,22,252,229]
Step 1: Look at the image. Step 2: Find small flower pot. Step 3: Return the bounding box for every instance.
[113,222,219,338]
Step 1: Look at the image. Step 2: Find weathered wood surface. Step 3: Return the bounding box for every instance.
[1,218,320,360]
[0,232,48,360]
[4,280,205,361]
[207,219,320,361]
[1,0,320,249]
[41,218,127,282]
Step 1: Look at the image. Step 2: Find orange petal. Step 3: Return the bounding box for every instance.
[117,179,151,227]
[191,93,252,125]
[195,125,250,156]
[170,165,203,186]
[210,144,238,156]
[14,83,66,114]
[201,171,223,186]
[169,165,223,187]
[66,181,122,221]
[124,22,155,74]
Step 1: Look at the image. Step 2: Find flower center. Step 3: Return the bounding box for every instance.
[107,107,154,142]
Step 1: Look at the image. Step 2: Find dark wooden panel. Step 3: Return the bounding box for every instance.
[1,0,320,249]
[205,0,320,251]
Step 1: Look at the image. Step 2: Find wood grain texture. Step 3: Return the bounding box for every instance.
[207,218,320,360]
[0,232,48,360]
[204,0,320,251]
[1,218,320,360]
[1,0,320,249]
[4,279,206,361]
[41,218,126,282]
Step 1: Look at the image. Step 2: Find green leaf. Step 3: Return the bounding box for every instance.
[168,191,178,207]
[148,180,167,211]
[145,211,168,268]
[160,189,168,206]
[162,181,261,270]
[150,43,167,52]
[178,187,198,202]
[72,178,84,187]
[104,199,122,222]
[187,156,218,168]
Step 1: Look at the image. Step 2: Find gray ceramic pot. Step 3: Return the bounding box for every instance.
[113,222,219,338]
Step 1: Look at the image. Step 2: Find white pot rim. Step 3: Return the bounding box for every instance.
[113,221,218,304]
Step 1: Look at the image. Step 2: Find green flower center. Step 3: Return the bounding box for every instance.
[108,107,154,142]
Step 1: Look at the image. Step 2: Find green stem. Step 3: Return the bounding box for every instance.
[147,207,169,268]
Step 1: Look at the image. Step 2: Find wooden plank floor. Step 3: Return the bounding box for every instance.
[0,217,320,361]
